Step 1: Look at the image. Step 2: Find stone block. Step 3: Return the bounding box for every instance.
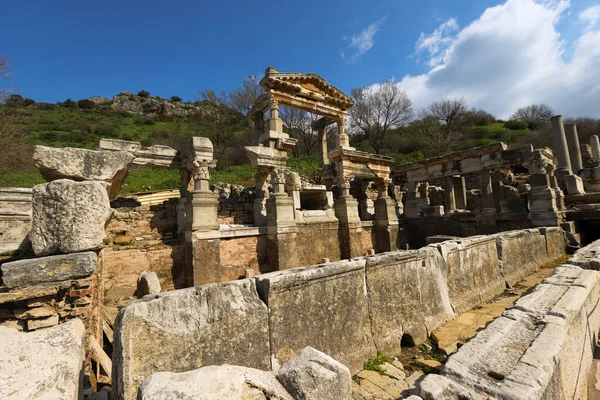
[434,236,504,314]
[276,346,352,400]
[138,365,293,400]
[1,251,97,289]
[29,180,111,256]
[567,238,600,270]
[423,205,444,217]
[33,145,134,199]
[0,319,85,399]
[539,226,567,261]
[111,279,270,400]
[495,229,547,287]
[136,271,161,297]
[564,174,585,194]
[255,259,376,374]
[365,248,454,352]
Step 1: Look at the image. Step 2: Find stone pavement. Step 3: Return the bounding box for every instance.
[351,265,559,400]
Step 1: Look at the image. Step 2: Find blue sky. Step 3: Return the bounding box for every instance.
[2,0,600,118]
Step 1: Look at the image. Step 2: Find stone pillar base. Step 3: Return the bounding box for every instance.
[266,194,296,227]
[185,231,221,287]
[191,190,219,232]
[266,229,298,271]
[374,197,399,253]
[334,196,363,259]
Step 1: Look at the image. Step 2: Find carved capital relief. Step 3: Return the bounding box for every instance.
[270,167,288,185]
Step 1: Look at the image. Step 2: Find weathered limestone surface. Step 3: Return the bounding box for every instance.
[540,226,567,261]
[138,365,294,400]
[136,271,161,297]
[365,248,454,352]
[0,318,85,400]
[33,145,134,198]
[418,253,600,400]
[434,236,504,314]
[29,180,111,256]
[568,238,600,270]
[255,259,376,374]
[495,229,548,287]
[276,347,352,400]
[1,251,97,289]
[112,279,270,400]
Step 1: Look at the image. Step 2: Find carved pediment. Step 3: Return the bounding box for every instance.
[260,67,354,111]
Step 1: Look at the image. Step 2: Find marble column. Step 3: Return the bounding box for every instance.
[337,115,351,148]
[550,115,572,175]
[452,175,467,210]
[374,177,398,252]
[443,176,456,212]
[565,123,583,172]
[591,135,600,166]
[317,124,329,165]
[334,172,362,258]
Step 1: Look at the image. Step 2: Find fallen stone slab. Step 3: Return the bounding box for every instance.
[255,259,376,374]
[33,145,134,199]
[365,248,454,352]
[138,365,294,400]
[0,318,85,400]
[568,238,600,270]
[29,179,111,256]
[433,236,504,314]
[111,279,270,400]
[1,251,97,289]
[276,346,352,400]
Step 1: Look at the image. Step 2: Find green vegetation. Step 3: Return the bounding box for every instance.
[0,170,45,188]
[363,352,393,374]
[119,166,180,194]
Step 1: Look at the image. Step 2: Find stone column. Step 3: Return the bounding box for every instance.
[452,175,467,210]
[528,173,563,226]
[443,176,456,212]
[565,124,583,172]
[591,135,600,166]
[477,169,497,234]
[337,115,351,148]
[492,181,504,212]
[334,172,362,259]
[479,169,495,209]
[264,98,283,146]
[317,125,329,166]
[265,167,298,271]
[355,180,374,221]
[550,115,572,176]
[374,177,399,252]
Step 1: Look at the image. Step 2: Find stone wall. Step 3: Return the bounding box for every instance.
[214,183,255,224]
[416,241,600,400]
[112,228,567,400]
[0,187,32,255]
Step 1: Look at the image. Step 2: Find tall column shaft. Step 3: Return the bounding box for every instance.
[591,135,600,166]
[565,124,583,172]
[479,169,494,209]
[550,115,572,174]
[443,176,456,212]
[452,175,467,209]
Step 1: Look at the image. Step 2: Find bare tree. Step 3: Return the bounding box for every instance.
[228,75,264,116]
[349,80,413,154]
[413,98,467,155]
[280,106,319,157]
[511,103,554,130]
[0,53,12,101]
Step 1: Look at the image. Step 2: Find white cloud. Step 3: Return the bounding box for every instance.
[392,0,600,119]
[415,18,460,67]
[580,4,600,30]
[343,18,385,63]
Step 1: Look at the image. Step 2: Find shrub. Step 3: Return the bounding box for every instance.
[61,98,77,108]
[77,99,95,109]
[133,115,155,125]
[5,94,24,107]
[94,121,119,137]
[137,90,150,98]
[170,96,182,102]
[22,98,36,107]
[503,120,528,130]
[33,102,57,110]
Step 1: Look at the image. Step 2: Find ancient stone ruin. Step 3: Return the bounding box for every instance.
[3,67,600,399]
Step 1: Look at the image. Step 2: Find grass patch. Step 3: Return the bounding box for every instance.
[119,166,180,194]
[287,156,321,176]
[211,164,256,186]
[363,352,393,374]
[0,170,46,188]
